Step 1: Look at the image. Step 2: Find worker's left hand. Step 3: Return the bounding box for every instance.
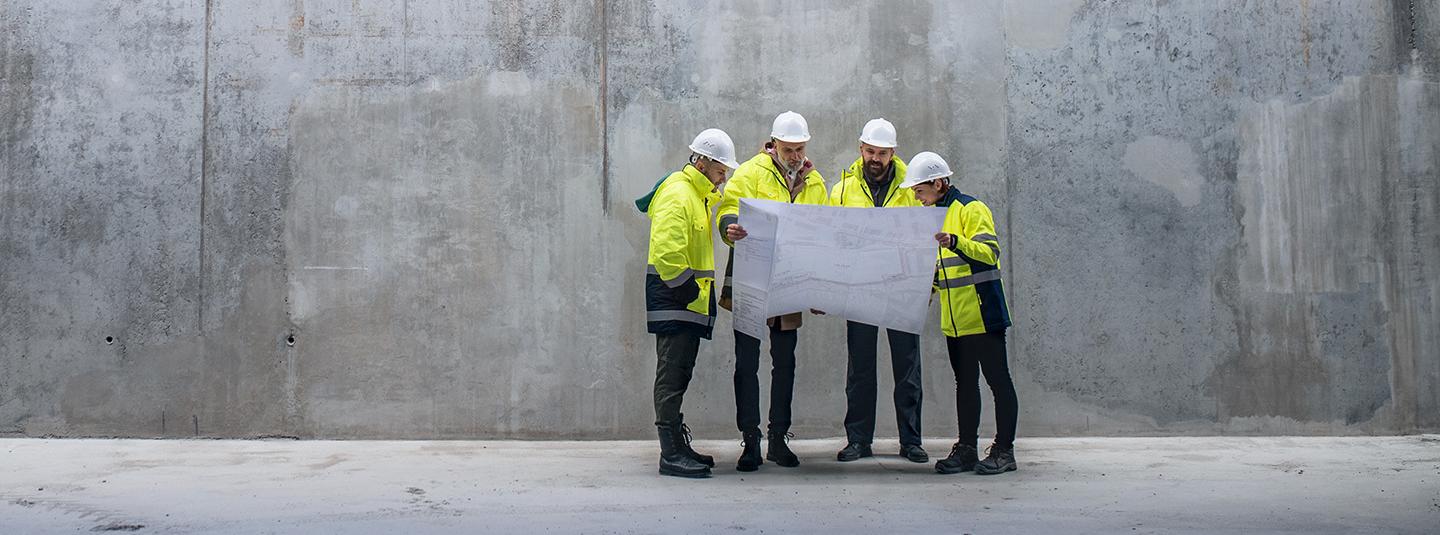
[727,224,748,242]
[935,232,953,248]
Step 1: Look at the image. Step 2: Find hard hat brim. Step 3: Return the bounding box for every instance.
[899,174,949,189]
[859,137,897,149]
[771,134,811,143]
[689,144,740,170]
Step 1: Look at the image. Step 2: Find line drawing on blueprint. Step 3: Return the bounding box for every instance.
[732,199,946,341]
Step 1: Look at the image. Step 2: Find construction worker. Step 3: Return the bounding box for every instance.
[717,111,828,471]
[902,151,1018,476]
[637,128,740,478]
[828,118,929,464]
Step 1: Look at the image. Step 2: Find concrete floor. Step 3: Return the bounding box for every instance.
[0,436,1436,534]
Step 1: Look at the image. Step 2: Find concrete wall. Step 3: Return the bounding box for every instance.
[2,0,1435,439]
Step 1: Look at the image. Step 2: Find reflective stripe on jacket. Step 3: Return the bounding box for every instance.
[934,187,1011,337]
[642,165,720,338]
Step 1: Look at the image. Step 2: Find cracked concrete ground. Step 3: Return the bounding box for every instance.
[0,436,1436,533]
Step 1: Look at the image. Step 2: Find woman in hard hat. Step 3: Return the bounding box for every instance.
[901,151,1019,476]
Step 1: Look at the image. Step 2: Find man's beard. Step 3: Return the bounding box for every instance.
[780,158,803,175]
[864,161,888,181]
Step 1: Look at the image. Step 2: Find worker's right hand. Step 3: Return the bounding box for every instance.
[727,224,748,242]
[935,232,953,248]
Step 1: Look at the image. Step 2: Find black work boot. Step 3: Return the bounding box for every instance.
[765,430,800,467]
[935,442,979,474]
[900,444,929,463]
[675,414,714,468]
[657,425,711,478]
[836,442,873,462]
[736,429,763,472]
[974,444,1017,475]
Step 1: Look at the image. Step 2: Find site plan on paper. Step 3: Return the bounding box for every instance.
[731,199,948,341]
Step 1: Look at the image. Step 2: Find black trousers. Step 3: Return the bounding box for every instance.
[653,332,701,427]
[947,331,1018,449]
[843,321,923,446]
[733,323,797,433]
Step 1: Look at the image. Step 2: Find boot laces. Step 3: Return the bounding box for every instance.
[984,444,1009,460]
[679,423,695,448]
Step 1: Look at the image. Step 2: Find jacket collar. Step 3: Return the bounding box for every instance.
[935,185,963,208]
[682,164,721,204]
[846,156,908,201]
[682,164,716,192]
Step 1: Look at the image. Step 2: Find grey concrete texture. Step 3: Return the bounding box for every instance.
[0,1,1436,439]
[0,437,1437,533]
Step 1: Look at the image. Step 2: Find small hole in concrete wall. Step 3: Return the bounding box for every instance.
[105,336,114,345]
[286,335,295,347]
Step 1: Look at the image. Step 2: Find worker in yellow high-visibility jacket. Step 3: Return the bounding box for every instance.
[716,111,827,472]
[636,128,740,479]
[828,119,929,465]
[903,151,1018,476]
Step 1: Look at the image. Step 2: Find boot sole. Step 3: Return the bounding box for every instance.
[974,462,1017,475]
[659,467,712,478]
[765,455,800,468]
[840,448,869,463]
[934,463,975,474]
[736,463,760,472]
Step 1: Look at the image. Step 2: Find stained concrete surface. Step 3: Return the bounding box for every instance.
[0,436,1437,533]
[1,1,1438,439]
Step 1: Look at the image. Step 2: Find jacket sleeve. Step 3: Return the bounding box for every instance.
[947,201,1000,266]
[650,200,696,287]
[716,171,749,246]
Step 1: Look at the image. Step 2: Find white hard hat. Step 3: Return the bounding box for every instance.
[770,111,811,143]
[859,118,897,148]
[689,128,740,169]
[899,151,953,188]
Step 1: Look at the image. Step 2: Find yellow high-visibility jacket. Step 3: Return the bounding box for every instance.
[716,152,827,330]
[717,152,828,241]
[827,156,918,208]
[641,164,721,337]
[933,187,1011,337]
